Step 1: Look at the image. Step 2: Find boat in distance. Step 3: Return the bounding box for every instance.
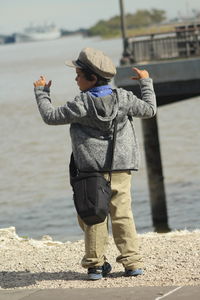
[15,24,61,42]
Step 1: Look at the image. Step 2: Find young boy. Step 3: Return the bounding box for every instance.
[34,47,156,280]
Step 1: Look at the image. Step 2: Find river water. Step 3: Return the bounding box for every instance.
[0,35,199,241]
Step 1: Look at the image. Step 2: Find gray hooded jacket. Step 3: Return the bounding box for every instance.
[34,78,156,171]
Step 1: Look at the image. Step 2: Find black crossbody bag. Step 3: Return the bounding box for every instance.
[69,118,118,226]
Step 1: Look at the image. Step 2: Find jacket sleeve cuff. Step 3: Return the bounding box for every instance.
[139,78,153,85]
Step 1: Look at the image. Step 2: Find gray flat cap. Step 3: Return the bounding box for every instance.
[65,47,116,79]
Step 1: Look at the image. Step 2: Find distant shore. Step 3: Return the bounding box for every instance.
[0,227,199,289]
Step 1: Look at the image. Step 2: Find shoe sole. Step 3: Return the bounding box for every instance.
[88,273,103,280]
[124,269,143,277]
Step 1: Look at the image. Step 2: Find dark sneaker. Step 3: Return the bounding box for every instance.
[88,262,112,280]
[124,268,143,277]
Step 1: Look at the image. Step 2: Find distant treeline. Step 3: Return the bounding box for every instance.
[87,9,166,38]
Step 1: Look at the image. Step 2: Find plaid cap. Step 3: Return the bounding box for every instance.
[65,47,116,79]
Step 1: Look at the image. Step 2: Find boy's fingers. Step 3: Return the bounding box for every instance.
[34,77,51,87]
[47,80,52,87]
[131,67,149,79]
[132,67,140,73]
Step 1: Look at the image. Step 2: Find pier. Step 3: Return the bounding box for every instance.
[116,1,200,232]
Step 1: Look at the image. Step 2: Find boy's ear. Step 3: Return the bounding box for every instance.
[91,74,97,83]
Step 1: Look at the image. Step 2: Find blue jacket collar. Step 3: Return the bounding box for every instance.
[88,85,112,97]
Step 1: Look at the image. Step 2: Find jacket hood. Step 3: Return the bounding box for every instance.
[81,91,118,132]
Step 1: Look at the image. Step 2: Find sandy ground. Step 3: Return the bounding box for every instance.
[0,227,199,290]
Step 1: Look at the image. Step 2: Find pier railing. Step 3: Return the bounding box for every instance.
[122,23,200,64]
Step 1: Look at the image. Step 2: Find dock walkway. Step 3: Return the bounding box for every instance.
[1,286,200,300]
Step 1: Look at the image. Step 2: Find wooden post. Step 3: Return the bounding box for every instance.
[141,115,170,232]
[119,0,128,56]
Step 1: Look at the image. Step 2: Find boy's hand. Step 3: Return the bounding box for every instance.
[131,67,149,80]
[34,76,52,88]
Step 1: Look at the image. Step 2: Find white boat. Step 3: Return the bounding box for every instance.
[15,24,61,42]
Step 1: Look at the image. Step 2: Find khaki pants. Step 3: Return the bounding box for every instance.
[78,171,143,270]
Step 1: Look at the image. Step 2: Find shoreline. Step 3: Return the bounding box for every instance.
[0,227,199,289]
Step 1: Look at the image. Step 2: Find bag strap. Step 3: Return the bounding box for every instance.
[108,117,117,178]
[107,91,119,183]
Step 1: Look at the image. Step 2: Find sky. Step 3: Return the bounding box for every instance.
[0,0,200,34]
